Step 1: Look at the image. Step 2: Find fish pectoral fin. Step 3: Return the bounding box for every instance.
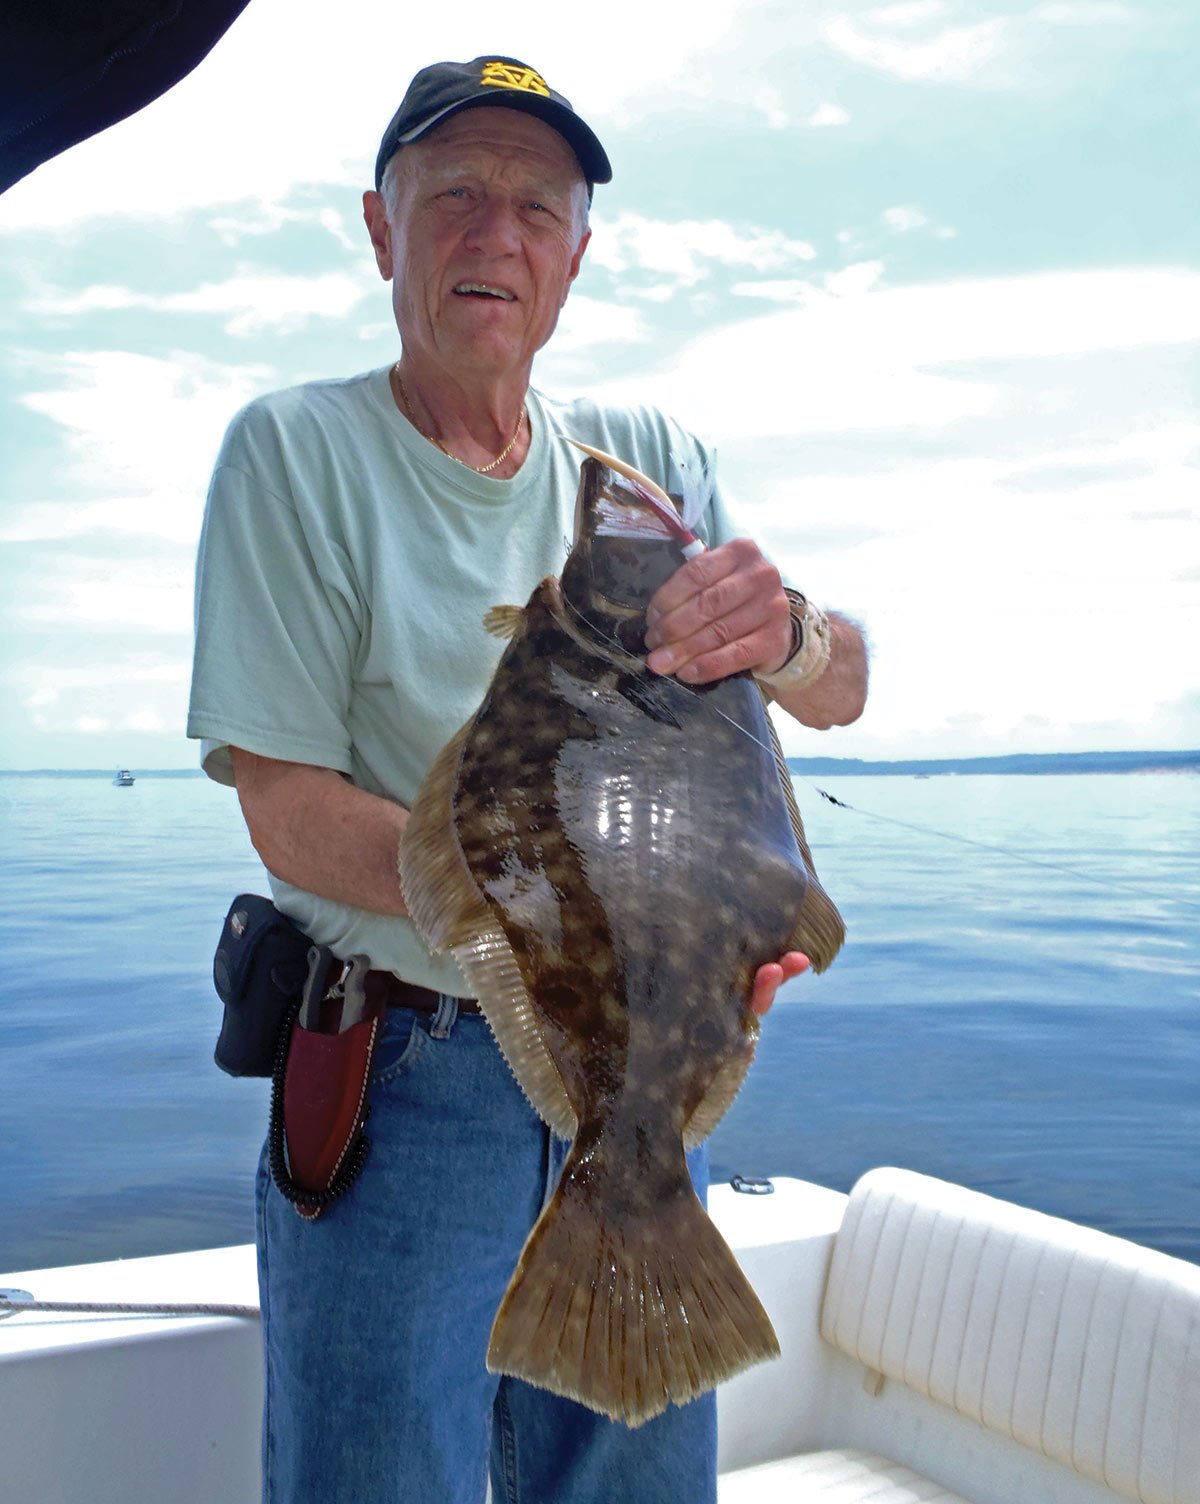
[483,604,526,639]
[487,1151,779,1426]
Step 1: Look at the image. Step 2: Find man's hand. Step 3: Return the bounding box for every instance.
[643,537,868,729]
[644,539,792,684]
[750,952,810,1016]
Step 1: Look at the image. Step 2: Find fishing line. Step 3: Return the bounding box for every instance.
[806,785,1200,914]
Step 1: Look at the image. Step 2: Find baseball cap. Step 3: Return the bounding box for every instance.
[373,56,612,193]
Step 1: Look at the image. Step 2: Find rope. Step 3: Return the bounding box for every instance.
[0,1296,258,1320]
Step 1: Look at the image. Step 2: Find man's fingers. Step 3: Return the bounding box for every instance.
[750,951,811,1017]
[646,539,747,625]
[648,545,779,639]
[649,621,789,683]
[645,545,790,683]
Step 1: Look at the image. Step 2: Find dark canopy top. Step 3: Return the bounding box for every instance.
[0,0,252,195]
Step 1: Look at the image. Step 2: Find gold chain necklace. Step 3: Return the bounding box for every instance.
[393,363,526,475]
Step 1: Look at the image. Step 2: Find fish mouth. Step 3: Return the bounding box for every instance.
[453,281,517,301]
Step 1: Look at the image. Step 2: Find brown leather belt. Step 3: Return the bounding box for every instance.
[365,970,481,1016]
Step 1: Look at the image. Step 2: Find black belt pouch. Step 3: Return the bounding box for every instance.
[213,894,313,1077]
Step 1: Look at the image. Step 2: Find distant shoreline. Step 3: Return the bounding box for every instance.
[785,750,1199,777]
[2,750,1197,778]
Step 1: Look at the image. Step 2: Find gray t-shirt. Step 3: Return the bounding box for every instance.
[188,365,745,992]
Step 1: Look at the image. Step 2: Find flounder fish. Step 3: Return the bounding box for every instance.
[399,447,845,1426]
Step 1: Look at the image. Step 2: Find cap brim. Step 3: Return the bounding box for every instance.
[382,92,611,189]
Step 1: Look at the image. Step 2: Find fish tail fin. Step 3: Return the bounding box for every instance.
[487,1150,779,1427]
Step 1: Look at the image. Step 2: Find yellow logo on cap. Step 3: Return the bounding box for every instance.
[480,61,550,97]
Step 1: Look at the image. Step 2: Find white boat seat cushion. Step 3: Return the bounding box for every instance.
[820,1167,1200,1504]
[718,1447,971,1502]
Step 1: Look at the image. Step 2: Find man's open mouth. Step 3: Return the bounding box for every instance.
[453,282,517,301]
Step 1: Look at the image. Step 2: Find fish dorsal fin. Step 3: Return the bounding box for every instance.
[483,604,526,639]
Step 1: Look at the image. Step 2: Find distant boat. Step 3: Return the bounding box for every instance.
[112,770,135,787]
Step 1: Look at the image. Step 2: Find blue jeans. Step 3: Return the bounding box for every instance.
[257,996,717,1504]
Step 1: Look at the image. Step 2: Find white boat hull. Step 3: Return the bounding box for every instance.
[3,1175,1196,1504]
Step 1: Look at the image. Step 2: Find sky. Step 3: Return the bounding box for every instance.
[0,0,1196,768]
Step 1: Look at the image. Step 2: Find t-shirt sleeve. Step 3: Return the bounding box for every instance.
[187,410,360,787]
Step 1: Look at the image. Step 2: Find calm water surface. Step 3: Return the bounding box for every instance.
[1,770,1197,1271]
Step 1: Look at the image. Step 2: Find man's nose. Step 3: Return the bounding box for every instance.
[463,196,522,254]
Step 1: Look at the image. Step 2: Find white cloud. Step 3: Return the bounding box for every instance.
[730,280,813,302]
[625,284,678,304]
[126,709,168,733]
[837,207,957,257]
[865,3,951,26]
[822,14,1010,84]
[10,661,189,704]
[806,103,852,127]
[16,350,272,505]
[548,296,649,353]
[881,205,930,233]
[752,85,792,130]
[12,559,194,634]
[4,658,191,753]
[751,431,1200,758]
[824,261,886,298]
[1029,3,1136,23]
[0,494,200,547]
[208,204,358,250]
[29,270,369,337]
[589,212,817,288]
[692,269,1200,432]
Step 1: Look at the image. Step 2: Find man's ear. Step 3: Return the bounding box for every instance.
[561,228,591,306]
[363,190,393,281]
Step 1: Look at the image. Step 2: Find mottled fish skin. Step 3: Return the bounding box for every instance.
[455,587,806,1160]
[399,457,844,1425]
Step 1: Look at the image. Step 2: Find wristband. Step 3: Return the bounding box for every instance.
[756,589,832,696]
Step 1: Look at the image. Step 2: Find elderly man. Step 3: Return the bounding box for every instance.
[189,54,867,1504]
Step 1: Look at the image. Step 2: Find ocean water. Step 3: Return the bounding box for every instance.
[1,770,1197,1273]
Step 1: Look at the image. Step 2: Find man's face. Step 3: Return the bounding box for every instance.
[364,108,591,383]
